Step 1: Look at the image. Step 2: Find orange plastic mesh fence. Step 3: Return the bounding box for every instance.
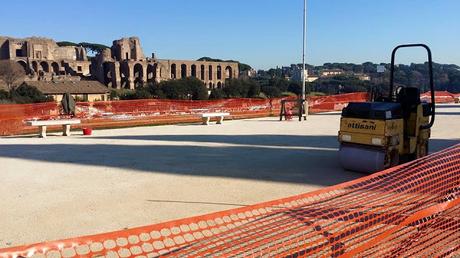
[308,92,369,113]
[0,98,280,136]
[1,144,459,257]
[421,91,459,104]
[0,93,370,136]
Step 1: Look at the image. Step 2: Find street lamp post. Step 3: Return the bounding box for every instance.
[300,0,308,120]
[302,0,307,100]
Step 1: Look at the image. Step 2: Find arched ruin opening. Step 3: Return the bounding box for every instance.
[134,63,144,87]
[181,64,187,79]
[217,66,222,80]
[120,63,130,89]
[40,61,49,73]
[31,61,38,73]
[191,65,197,77]
[147,64,157,82]
[201,65,205,80]
[103,62,113,87]
[51,62,59,75]
[171,64,177,79]
[225,66,233,79]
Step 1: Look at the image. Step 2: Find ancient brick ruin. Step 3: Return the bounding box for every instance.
[0,36,239,90]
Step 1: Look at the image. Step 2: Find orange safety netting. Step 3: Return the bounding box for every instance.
[1,91,458,136]
[421,91,459,104]
[1,144,459,257]
[0,98,279,136]
[308,92,369,113]
[0,93,370,136]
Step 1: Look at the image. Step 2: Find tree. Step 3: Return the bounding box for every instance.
[10,84,52,104]
[261,86,282,98]
[147,83,167,99]
[256,61,460,95]
[79,42,110,56]
[287,82,302,96]
[268,78,289,92]
[239,63,252,72]
[223,79,244,98]
[185,77,208,100]
[197,57,222,62]
[0,61,25,90]
[222,78,261,98]
[309,75,370,95]
[0,90,9,100]
[133,87,153,99]
[159,80,187,99]
[267,68,283,78]
[56,41,79,47]
[247,80,261,98]
[209,88,225,100]
[158,78,208,100]
[57,41,110,56]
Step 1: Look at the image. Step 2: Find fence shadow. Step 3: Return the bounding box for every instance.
[0,134,456,187]
[0,135,360,187]
[92,134,339,149]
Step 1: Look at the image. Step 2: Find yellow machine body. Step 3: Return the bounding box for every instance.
[338,44,435,173]
[338,103,431,172]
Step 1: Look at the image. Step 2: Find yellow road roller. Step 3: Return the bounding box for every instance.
[338,44,436,173]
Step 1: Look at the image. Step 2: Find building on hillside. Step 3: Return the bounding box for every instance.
[21,81,109,102]
[319,69,344,77]
[291,67,319,83]
[0,36,240,91]
[0,36,91,81]
[355,73,371,81]
[306,75,319,82]
[281,66,293,78]
[239,68,257,79]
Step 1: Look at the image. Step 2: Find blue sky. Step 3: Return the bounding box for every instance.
[1,0,459,69]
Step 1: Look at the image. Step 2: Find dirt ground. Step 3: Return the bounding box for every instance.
[0,104,459,248]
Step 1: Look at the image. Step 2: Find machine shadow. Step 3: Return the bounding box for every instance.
[0,135,363,187]
[429,138,460,153]
[91,134,339,149]
[0,136,455,186]
[435,112,460,116]
[435,105,460,109]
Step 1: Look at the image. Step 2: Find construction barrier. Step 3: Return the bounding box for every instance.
[0,93,370,136]
[0,98,279,136]
[1,144,459,257]
[1,91,458,136]
[308,92,369,113]
[421,91,459,104]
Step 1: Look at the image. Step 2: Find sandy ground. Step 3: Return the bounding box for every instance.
[0,104,459,248]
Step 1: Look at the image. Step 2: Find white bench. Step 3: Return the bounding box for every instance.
[201,113,230,125]
[26,119,81,138]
